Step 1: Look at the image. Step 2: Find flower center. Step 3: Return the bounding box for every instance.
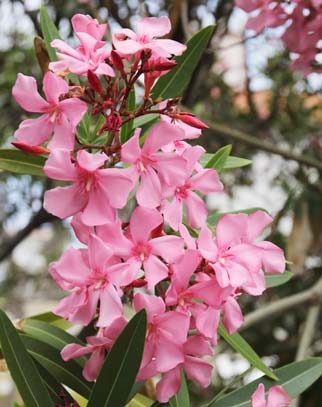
[133,242,151,262]
[175,184,190,199]
[49,105,61,123]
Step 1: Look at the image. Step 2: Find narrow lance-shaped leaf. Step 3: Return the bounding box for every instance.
[87,309,147,407]
[218,323,278,381]
[265,271,293,288]
[0,309,54,407]
[152,25,215,99]
[21,318,86,366]
[0,149,45,177]
[202,145,232,170]
[20,334,92,399]
[39,6,61,62]
[209,358,322,407]
[120,89,136,143]
[169,371,190,407]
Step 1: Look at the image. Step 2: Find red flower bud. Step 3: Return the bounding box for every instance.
[87,70,102,94]
[175,113,209,130]
[12,141,50,155]
[110,50,126,76]
[131,278,147,288]
[142,58,176,73]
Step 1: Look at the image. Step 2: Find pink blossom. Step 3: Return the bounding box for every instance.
[197,211,285,292]
[71,14,107,41]
[113,16,186,58]
[50,234,136,326]
[134,293,190,380]
[61,317,127,381]
[50,15,114,76]
[121,122,188,208]
[44,149,133,225]
[156,335,213,402]
[162,146,223,230]
[12,72,87,150]
[251,383,291,407]
[98,206,184,288]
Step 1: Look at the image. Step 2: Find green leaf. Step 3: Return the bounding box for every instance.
[218,324,278,381]
[202,146,232,170]
[207,208,267,227]
[87,309,147,407]
[0,309,54,407]
[169,371,190,407]
[20,335,92,399]
[129,394,155,407]
[209,358,322,407]
[26,311,72,330]
[223,156,252,170]
[34,360,74,404]
[265,271,293,288]
[120,89,136,143]
[133,114,159,129]
[152,25,215,99]
[39,6,61,62]
[21,319,85,365]
[0,149,45,177]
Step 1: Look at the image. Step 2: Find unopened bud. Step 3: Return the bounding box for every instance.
[12,141,50,155]
[175,113,209,130]
[87,70,102,94]
[110,51,126,76]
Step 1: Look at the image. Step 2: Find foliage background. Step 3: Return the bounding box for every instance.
[0,0,321,405]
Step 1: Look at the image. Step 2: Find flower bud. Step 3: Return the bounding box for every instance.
[110,51,126,77]
[87,70,102,94]
[12,141,50,155]
[174,113,209,130]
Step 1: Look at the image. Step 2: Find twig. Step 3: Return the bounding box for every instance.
[241,277,322,330]
[0,207,56,263]
[204,120,322,172]
[292,304,321,407]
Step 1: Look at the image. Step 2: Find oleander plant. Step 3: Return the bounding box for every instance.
[0,4,322,407]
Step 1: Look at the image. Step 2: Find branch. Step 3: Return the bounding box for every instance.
[241,277,322,330]
[204,120,322,172]
[0,208,56,263]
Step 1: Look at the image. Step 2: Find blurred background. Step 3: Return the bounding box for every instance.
[0,0,321,406]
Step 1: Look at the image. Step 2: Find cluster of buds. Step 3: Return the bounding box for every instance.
[12,13,289,404]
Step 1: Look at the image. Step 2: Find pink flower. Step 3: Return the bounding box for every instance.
[197,211,285,292]
[44,149,133,225]
[61,317,127,381]
[98,206,184,288]
[134,293,190,380]
[113,16,186,58]
[251,384,291,407]
[121,122,188,208]
[50,234,136,326]
[12,72,87,150]
[71,14,107,41]
[156,335,213,403]
[50,15,114,76]
[162,146,223,230]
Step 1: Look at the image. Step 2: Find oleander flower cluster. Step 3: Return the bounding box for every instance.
[12,14,288,403]
[236,0,322,75]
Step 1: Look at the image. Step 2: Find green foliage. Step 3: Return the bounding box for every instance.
[0,309,54,407]
[265,271,293,288]
[218,324,278,381]
[152,26,215,99]
[0,149,45,176]
[87,310,147,407]
[39,6,61,62]
[20,335,92,398]
[120,89,136,143]
[169,372,190,407]
[209,358,322,407]
[201,148,251,172]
